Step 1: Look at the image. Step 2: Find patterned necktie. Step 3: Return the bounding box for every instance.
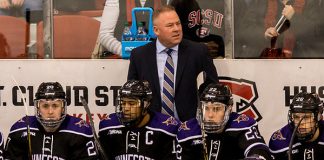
[162,48,175,116]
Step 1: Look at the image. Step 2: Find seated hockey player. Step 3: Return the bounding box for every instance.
[197,83,273,160]
[4,82,98,160]
[99,80,203,160]
[269,92,324,159]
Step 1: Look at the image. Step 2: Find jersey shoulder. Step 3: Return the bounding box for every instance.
[146,111,180,137]
[9,116,39,134]
[226,112,257,131]
[177,118,202,143]
[269,124,292,153]
[59,115,93,138]
[98,113,124,132]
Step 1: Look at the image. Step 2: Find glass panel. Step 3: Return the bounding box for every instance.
[234,0,324,59]
[1,0,324,59]
[233,0,267,58]
[171,0,226,59]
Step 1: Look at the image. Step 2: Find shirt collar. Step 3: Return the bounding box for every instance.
[156,39,179,54]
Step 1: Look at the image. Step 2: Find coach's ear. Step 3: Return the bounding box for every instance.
[153,25,160,36]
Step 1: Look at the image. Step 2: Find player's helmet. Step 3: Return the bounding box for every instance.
[198,83,233,133]
[116,80,152,127]
[34,82,66,131]
[288,92,323,141]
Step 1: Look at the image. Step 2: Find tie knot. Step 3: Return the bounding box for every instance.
[165,48,173,56]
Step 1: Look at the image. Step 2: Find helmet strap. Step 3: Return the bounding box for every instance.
[307,127,320,142]
[136,113,150,128]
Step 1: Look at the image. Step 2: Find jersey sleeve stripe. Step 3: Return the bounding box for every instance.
[145,126,177,137]
[59,130,94,138]
[225,123,257,132]
[99,125,124,132]
[177,135,202,143]
[269,142,301,154]
[9,127,39,134]
[0,132,3,146]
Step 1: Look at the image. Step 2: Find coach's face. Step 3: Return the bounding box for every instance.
[153,10,183,48]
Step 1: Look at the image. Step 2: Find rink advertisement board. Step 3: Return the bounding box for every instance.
[0,59,323,143]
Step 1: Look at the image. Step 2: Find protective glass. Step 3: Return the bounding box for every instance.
[291,112,316,138]
[199,101,230,133]
[117,98,142,123]
[201,101,226,123]
[35,98,66,131]
[38,99,65,110]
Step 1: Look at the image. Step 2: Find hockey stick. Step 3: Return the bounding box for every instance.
[11,76,32,160]
[197,105,209,160]
[288,115,305,160]
[80,96,108,160]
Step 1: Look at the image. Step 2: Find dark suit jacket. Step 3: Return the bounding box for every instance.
[127,39,218,121]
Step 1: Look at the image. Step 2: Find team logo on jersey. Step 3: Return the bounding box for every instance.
[18,118,25,123]
[21,131,36,137]
[233,114,249,123]
[108,129,122,135]
[75,120,89,128]
[220,77,262,122]
[102,114,111,120]
[162,117,178,126]
[178,122,190,131]
[271,130,286,141]
[192,139,203,145]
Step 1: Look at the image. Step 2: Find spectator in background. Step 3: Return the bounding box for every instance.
[264,0,324,58]
[233,0,267,58]
[99,0,122,56]
[170,0,224,58]
[269,92,324,159]
[128,5,218,121]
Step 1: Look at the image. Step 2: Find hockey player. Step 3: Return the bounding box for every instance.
[197,83,273,160]
[269,92,324,159]
[4,82,98,160]
[99,80,204,160]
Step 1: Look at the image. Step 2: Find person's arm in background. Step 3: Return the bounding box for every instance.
[99,0,122,56]
[11,0,24,6]
[0,0,10,9]
[264,4,295,39]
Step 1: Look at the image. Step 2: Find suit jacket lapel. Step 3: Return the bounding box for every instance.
[147,42,161,99]
[175,40,189,94]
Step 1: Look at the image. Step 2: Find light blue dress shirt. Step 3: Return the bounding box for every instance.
[156,39,179,119]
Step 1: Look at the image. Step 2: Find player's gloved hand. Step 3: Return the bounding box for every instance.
[244,154,266,160]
